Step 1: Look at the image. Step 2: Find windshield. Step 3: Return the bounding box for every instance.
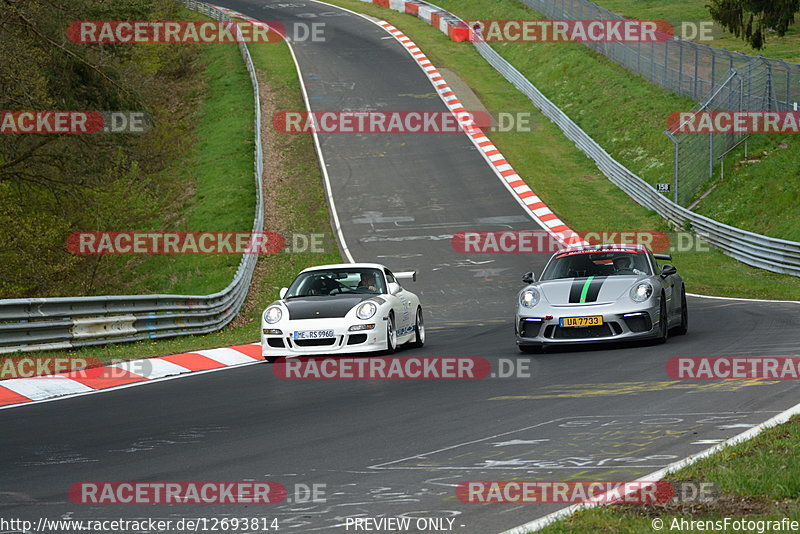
[285,268,387,297]
[541,250,652,280]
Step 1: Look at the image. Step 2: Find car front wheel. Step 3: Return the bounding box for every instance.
[385,314,397,354]
[672,287,689,336]
[656,295,669,344]
[408,307,425,348]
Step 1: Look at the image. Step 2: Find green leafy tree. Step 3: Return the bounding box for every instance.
[707,0,800,49]
[0,0,200,297]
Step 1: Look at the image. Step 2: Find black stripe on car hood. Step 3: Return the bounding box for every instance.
[567,276,608,303]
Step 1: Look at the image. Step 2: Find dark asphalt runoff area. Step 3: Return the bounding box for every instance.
[1,1,799,533]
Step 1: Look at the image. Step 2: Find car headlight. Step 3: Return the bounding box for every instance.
[356,301,377,320]
[519,288,540,308]
[630,281,653,302]
[264,306,283,324]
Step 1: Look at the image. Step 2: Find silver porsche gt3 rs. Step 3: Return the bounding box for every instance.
[515,244,688,352]
[261,263,424,362]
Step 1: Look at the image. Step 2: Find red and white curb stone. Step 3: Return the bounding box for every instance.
[0,344,261,407]
[358,0,472,41]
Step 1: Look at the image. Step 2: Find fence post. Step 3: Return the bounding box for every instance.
[692,46,700,100]
[711,52,716,95]
[678,42,684,96]
[673,139,680,204]
[650,41,656,82]
[708,131,714,179]
[636,40,641,73]
[765,58,773,111]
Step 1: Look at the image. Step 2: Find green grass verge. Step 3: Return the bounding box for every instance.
[117,36,255,296]
[538,415,800,533]
[1,33,340,365]
[592,0,800,63]
[324,0,800,300]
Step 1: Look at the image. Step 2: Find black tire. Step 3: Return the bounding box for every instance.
[672,286,689,336]
[656,294,669,344]
[385,314,397,354]
[265,356,280,363]
[408,307,425,348]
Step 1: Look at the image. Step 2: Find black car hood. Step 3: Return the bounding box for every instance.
[283,295,375,320]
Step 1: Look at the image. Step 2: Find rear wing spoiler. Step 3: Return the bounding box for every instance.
[395,271,417,282]
[654,254,672,261]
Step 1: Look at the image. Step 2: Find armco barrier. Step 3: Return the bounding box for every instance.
[351,0,800,277]
[0,0,265,354]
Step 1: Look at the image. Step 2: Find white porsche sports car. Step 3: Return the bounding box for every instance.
[261,263,424,361]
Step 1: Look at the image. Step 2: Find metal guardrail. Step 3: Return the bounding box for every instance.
[0,0,265,354]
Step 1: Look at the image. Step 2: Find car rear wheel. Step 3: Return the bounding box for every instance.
[408,307,425,348]
[672,286,689,336]
[385,314,397,354]
[656,295,669,344]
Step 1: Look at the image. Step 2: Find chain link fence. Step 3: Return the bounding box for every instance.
[519,0,800,205]
[665,71,748,206]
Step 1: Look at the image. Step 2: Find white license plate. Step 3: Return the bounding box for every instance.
[294,329,335,340]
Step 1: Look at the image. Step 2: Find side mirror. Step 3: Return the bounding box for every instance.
[522,271,535,284]
[387,282,401,295]
[660,264,677,278]
[279,287,288,299]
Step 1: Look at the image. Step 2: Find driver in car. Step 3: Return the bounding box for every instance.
[357,272,378,292]
[308,276,336,295]
[612,255,645,276]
